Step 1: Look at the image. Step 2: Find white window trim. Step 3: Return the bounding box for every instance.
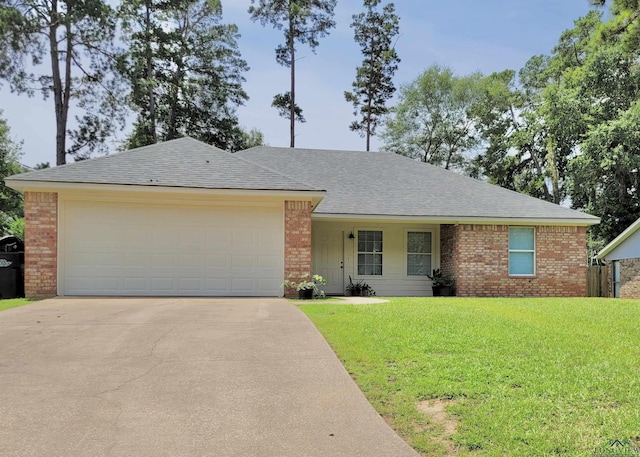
[404,229,434,280]
[508,226,536,277]
[355,227,384,278]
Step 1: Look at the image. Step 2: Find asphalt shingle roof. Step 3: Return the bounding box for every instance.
[8,138,598,222]
[7,137,320,192]
[236,146,599,222]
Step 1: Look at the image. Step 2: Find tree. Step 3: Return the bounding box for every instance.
[119,0,252,151]
[564,8,640,242]
[0,111,23,235]
[571,100,640,242]
[382,65,483,170]
[239,127,266,149]
[271,91,306,124]
[0,0,125,165]
[345,0,400,151]
[470,12,603,205]
[249,0,336,147]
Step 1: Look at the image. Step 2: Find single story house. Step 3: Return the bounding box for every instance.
[597,217,640,298]
[6,137,599,298]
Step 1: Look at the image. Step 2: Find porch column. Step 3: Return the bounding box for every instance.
[24,191,58,298]
[284,200,312,298]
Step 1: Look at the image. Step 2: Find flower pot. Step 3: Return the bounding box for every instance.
[298,289,314,300]
[432,285,454,297]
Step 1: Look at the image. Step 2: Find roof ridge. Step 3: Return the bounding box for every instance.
[11,136,223,180]
[244,145,376,155]
[233,151,324,192]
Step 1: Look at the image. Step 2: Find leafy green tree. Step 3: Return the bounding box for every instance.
[564,13,640,241]
[467,70,548,198]
[382,65,483,170]
[249,0,336,147]
[345,0,400,151]
[470,12,602,205]
[571,100,640,242]
[239,128,266,149]
[119,0,251,151]
[0,112,23,235]
[0,0,125,164]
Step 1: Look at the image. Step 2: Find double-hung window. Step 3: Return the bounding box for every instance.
[407,231,432,276]
[358,230,382,275]
[508,227,535,275]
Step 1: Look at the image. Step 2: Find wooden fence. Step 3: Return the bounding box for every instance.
[587,265,609,297]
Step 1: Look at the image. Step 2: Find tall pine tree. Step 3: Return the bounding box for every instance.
[0,0,125,164]
[249,0,336,147]
[345,0,400,151]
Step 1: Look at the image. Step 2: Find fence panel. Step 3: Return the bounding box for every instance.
[587,265,609,297]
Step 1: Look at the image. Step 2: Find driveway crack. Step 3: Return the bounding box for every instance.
[93,324,178,397]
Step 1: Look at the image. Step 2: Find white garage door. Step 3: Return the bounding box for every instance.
[61,200,284,296]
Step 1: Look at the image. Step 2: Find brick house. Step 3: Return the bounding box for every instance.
[6,137,599,298]
[597,217,640,298]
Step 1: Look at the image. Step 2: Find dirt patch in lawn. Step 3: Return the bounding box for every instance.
[417,399,458,455]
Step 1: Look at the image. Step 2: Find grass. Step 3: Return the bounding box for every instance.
[0,298,33,312]
[300,297,640,457]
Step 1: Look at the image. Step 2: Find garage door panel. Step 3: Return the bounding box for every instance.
[231,278,254,293]
[206,255,230,268]
[123,277,149,292]
[62,201,284,296]
[258,255,280,269]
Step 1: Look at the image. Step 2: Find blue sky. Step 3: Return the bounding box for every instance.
[0,0,596,166]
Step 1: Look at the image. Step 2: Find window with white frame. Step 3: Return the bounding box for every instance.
[508,227,535,275]
[407,231,432,276]
[357,230,382,275]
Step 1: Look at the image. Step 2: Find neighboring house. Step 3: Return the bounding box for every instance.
[597,217,640,298]
[5,137,599,299]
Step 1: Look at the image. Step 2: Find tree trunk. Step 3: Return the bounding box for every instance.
[365,83,372,152]
[365,35,374,152]
[145,0,157,143]
[547,140,561,204]
[49,0,69,166]
[289,9,295,148]
[166,66,183,140]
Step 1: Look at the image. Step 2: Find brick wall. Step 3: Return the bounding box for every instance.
[440,224,458,279]
[619,258,640,298]
[284,200,312,298]
[443,224,587,297]
[24,192,58,298]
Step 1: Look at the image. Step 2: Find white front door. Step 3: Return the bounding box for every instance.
[314,229,344,295]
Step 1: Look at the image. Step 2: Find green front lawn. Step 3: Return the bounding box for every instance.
[300,297,640,457]
[0,298,33,312]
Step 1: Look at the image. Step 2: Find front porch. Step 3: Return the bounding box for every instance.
[309,221,588,298]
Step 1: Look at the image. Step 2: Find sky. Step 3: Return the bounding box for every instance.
[0,0,597,167]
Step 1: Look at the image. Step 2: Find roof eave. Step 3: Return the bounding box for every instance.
[5,179,326,201]
[312,212,600,226]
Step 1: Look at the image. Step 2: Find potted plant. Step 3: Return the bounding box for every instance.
[283,274,327,299]
[346,276,360,296]
[346,277,376,297]
[427,269,455,296]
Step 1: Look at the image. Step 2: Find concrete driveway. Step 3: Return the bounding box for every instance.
[0,298,419,457]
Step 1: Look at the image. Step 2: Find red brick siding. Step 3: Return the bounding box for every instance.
[444,224,587,297]
[284,201,312,297]
[440,224,458,279]
[619,258,640,298]
[24,192,58,298]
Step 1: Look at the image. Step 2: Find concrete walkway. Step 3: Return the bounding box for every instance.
[0,297,418,457]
